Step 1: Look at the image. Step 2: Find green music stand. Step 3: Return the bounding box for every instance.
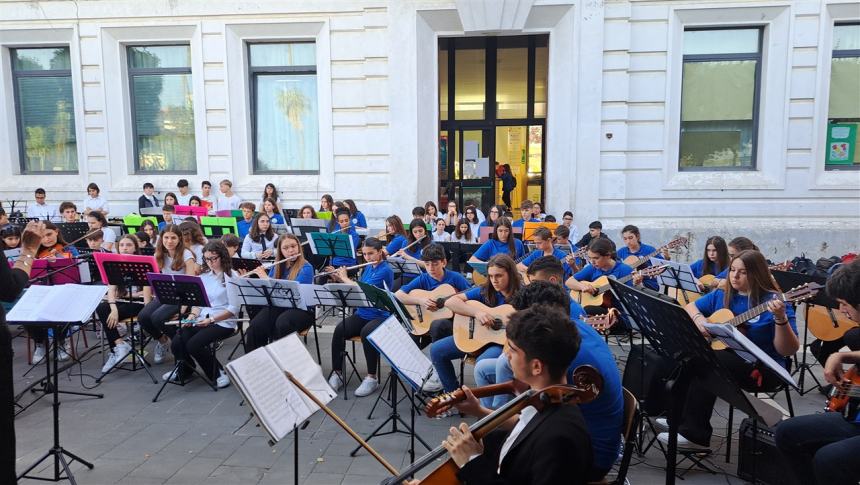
[200,216,238,237]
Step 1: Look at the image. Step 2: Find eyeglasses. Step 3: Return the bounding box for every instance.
[204,256,220,262]
[490,210,499,214]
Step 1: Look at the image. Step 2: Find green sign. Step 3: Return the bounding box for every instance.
[826,123,857,165]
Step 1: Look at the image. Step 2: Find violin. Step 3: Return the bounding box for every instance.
[384,366,603,485]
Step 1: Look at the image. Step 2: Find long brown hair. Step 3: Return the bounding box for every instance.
[724,250,780,308]
[482,254,522,306]
[179,220,207,246]
[39,221,70,251]
[249,213,275,241]
[493,217,516,255]
[155,224,189,272]
[273,234,308,281]
[407,218,430,250]
[385,215,407,238]
[200,241,233,278]
[702,236,729,277]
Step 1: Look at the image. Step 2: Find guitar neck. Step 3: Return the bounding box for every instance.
[726,295,784,328]
[630,246,665,268]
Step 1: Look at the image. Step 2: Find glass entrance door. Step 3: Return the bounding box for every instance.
[439,128,495,215]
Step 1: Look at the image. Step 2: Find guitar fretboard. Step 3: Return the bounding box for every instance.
[726,295,785,328]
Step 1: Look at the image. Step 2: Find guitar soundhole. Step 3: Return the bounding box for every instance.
[491,319,503,331]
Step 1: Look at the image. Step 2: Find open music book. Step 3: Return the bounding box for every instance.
[704,323,798,389]
[225,333,336,443]
[7,284,107,323]
[366,315,435,391]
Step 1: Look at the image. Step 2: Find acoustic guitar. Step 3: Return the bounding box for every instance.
[622,236,688,268]
[570,264,668,307]
[697,261,792,290]
[472,250,532,286]
[452,300,517,354]
[807,305,859,342]
[826,366,860,416]
[707,283,821,350]
[403,284,457,336]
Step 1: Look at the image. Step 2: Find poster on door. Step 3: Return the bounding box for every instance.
[826,124,856,165]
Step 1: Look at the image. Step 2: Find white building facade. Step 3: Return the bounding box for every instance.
[1,0,858,260]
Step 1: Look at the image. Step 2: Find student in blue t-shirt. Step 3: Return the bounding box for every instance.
[709,236,759,288]
[554,224,583,271]
[244,234,316,352]
[689,235,729,288]
[472,275,622,482]
[383,215,409,255]
[429,254,523,392]
[236,202,256,240]
[516,227,571,277]
[566,238,634,314]
[392,218,431,267]
[478,204,504,231]
[326,237,393,398]
[617,224,667,291]
[469,217,525,262]
[324,208,360,271]
[511,199,541,228]
[343,199,367,229]
[657,249,800,451]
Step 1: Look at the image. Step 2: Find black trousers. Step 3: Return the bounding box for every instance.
[775,412,860,485]
[138,301,179,341]
[171,325,234,380]
[246,306,315,352]
[677,350,785,446]
[0,324,15,483]
[28,327,65,345]
[812,327,860,366]
[331,314,382,374]
[95,302,143,348]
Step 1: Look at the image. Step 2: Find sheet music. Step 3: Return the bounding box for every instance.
[300,284,326,306]
[224,347,295,442]
[649,257,700,292]
[704,323,798,389]
[366,316,434,389]
[8,284,107,323]
[266,334,337,416]
[225,274,244,310]
[4,248,21,262]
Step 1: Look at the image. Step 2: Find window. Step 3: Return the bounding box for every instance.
[249,42,319,173]
[826,23,860,169]
[11,47,78,173]
[679,28,762,170]
[128,45,195,173]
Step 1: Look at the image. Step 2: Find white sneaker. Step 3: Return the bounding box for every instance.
[216,370,230,389]
[354,376,379,397]
[153,341,170,364]
[162,369,182,383]
[57,342,72,362]
[328,372,344,391]
[657,432,710,451]
[101,342,132,374]
[654,417,669,432]
[32,344,47,364]
[421,373,444,393]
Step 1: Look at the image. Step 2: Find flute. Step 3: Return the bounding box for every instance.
[393,235,427,255]
[314,260,376,279]
[164,317,251,327]
[240,254,301,277]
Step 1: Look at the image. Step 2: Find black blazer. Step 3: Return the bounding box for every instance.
[457,404,592,485]
[138,194,159,210]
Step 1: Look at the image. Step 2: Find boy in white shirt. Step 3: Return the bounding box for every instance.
[200,180,216,209]
[176,179,192,205]
[82,183,109,217]
[29,188,58,221]
[216,179,242,212]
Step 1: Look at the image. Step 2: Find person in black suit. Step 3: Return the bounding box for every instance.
[138,182,160,210]
[1,221,45,483]
[410,305,592,485]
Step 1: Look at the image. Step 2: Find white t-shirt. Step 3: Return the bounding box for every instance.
[176,193,193,206]
[161,249,195,275]
[100,226,117,249]
[198,270,240,330]
[432,231,451,243]
[216,194,242,212]
[82,196,109,214]
[29,203,58,222]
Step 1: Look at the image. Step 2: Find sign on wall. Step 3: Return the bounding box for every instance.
[826,123,857,165]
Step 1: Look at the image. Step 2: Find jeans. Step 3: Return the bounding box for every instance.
[430,336,503,392]
[474,353,514,408]
[775,412,860,485]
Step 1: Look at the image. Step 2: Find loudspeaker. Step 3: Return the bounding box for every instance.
[622,345,675,416]
[737,418,801,485]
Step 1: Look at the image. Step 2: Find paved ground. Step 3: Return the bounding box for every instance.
[10,312,827,485]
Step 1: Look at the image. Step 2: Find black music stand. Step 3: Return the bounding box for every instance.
[13,321,103,484]
[313,283,370,399]
[651,258,700,305]
[96,259,160,383]
[772,269,831,395]
[308,231,355,269]
[57,222,91,249]
[231,257,263,273]
[387,256,424,288]
[147,274,217,402]
[607,279,782,485]
[291,219,328,244]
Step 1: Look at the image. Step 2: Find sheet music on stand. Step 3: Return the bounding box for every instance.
[356,281,413,332]
[225,275,307,311]
[386,257,424,278]
[225,333,336,443]
[291,219,329,243]
[4,248,22,262]
[307,231,356,260]
[8,284,107,323]
[366,316,435,391]
[271,223,292,236]
[467,260,489,276]
[704,323,798,389]
[649,257,700,293]
[312,283,371,310]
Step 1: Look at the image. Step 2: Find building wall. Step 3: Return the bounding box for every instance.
[0,0,858,261]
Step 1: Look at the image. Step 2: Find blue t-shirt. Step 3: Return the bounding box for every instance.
[567,319,623,472]
[464,286,506,306]
[351,211,367,229]
[479,219,495,228]
[574,262,634,285]
[268,261,314,284]
[569,297,586,320]
[356,262,395,321]
[511,217,540,228]
[385,234,408,254]
[237,219,253,239]
[472,238,525,261]
[520,247,567,267]
[695,289,798,366]
[690,259,723,279]
[403,242,424,259]
[331,227,360,267]
[716,267,730,279]
[617,244,661,290]
[400,269,471,293]
[268,213,285,225]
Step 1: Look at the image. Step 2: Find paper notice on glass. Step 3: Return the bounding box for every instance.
[8,284,107,323]
[704,323,797,389]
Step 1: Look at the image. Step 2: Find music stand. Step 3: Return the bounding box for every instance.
[313,283,370,399]
[30,258,84,286]
[57,222,91,249]
[146,274,216,402]
[291,219,328,243]
[478,226,494,243]
[649,257,700,305]
[607,279,783,485]
[200,216,239,238]
[772,269,831,395]
[386,256,424,287]
[307,231,355,268]
[94,253,160,383]
[467,260,488,277]
[231,257,263,273]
